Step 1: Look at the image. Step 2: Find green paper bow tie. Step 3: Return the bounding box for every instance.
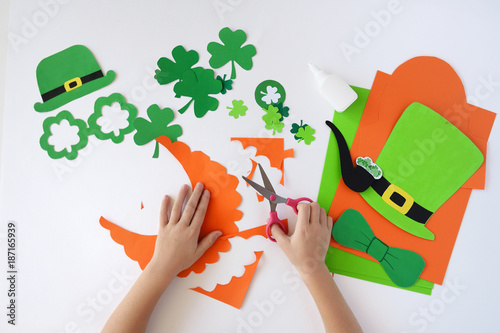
[332,209,425,288]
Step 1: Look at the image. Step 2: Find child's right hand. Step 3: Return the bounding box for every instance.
[271,202,333,277]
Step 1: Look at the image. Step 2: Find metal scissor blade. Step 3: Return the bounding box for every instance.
[241,176,276,201]
[257,163,275,194]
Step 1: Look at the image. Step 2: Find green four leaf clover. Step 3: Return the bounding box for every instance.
[207,27,257,80]
[40,110,89,160]
[88,93,137,144]
[133,105,183,158]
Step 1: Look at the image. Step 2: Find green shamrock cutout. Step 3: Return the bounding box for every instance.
[273,102,289,121]
[133,105,183,158]
[262,104,284,135]
[227,100,248,119]
[217,74,233,94]
[291,120,316,145]
[155,45,200,85]
[207,27,257,80]
[40,110,89,160]
[174,67,222,118]
[356,157,383,179]
[88,93,137,143]
[254,80,286,109]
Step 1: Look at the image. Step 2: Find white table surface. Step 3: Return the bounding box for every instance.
[1,1,499,332]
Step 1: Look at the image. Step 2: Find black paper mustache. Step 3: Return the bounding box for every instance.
[325,120,375,192]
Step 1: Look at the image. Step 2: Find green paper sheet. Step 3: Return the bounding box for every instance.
[317,86,435,294]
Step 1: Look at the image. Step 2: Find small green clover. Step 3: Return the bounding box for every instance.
[295,125,316,145]
[227,100,248,119]
[133,105,183,158]
[217,74,233,94]
[262,105,284,135]
[88,93,137,143]
[273,102,289,121]
[155,45,200,85]
[174,67,222,118]
[40,110,89,160]
[207,27,257,80]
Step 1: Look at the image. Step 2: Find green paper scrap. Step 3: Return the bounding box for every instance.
[155,45,199,85]
[39,110,89,160]
[326,247,433,295]
[227,100,248,119]
[254,80,286,109]
[34,45,115,112]
[174,67,222,117]
[262,104,284,134]
[317,86,435,293]
[360,102,484,240]
[133,105,182,158]
[291,120,315,145]
[332,209,425,288]
[207,27,257,80]
[88,93,137,143]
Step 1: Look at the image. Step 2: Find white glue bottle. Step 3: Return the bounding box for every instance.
[309,63,358,112]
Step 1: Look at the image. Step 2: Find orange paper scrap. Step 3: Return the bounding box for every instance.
[328,57,496,285]
[231,137,294,185]
[191,251,264,309]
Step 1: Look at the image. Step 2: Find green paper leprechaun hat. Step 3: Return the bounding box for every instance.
[327,102,484,240]
[34,45,115,112]
[362,103,484,240]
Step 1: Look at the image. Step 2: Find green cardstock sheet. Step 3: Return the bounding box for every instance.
[318,86,435,294]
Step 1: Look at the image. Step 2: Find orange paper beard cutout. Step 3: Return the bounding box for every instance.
[191,251,264,309]
[231,137,294,185]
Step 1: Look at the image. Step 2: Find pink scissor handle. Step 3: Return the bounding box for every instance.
[286,197,313,214]
[266,211,287,242]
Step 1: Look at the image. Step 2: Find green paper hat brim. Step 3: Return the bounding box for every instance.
[34,70,115,112]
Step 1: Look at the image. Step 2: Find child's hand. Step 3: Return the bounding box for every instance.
[271,202,333,277]
[148,182,222,278]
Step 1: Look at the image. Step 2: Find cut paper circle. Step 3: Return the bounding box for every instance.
[34,45,115,112]
[254,80,286,109]
[191,251,263,309]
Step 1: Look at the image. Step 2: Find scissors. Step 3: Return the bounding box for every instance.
[242,163,313,242]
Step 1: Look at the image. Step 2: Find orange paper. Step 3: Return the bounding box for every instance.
[231,137,294,184]
[191,251,263,309]
[328,57,496,285]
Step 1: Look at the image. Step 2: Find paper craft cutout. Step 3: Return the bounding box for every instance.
[207,27,257,80]
[34,45,115,112]
[155,45,199,85]
[133,105,182,158]
[332,209,425,288]
[217,74,233,94]
[191,251,263,309]
[262,104,285,134]
[254,80,286,109]
[291,121,316,145]
[87,93,137,143]
[320,57,496,285]
[231,137,294,185]
[39,110,89,160]
[174,67,222,117]
[356,157,382,180]
[227,100,248,119]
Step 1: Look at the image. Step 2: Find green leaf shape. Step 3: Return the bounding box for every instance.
[217,74,233,94]
[262,105,284,135]
[227,100,248,119]
[290,122,301,134]
[133,105,183,158]
[356,157,383,179]
[174,67,222,118]
[88,93,137,144]
[155,45,199,85]
[273,102,289,121]
[39,110,89,160]
[295,125,316,145]
[207,27,257,80]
